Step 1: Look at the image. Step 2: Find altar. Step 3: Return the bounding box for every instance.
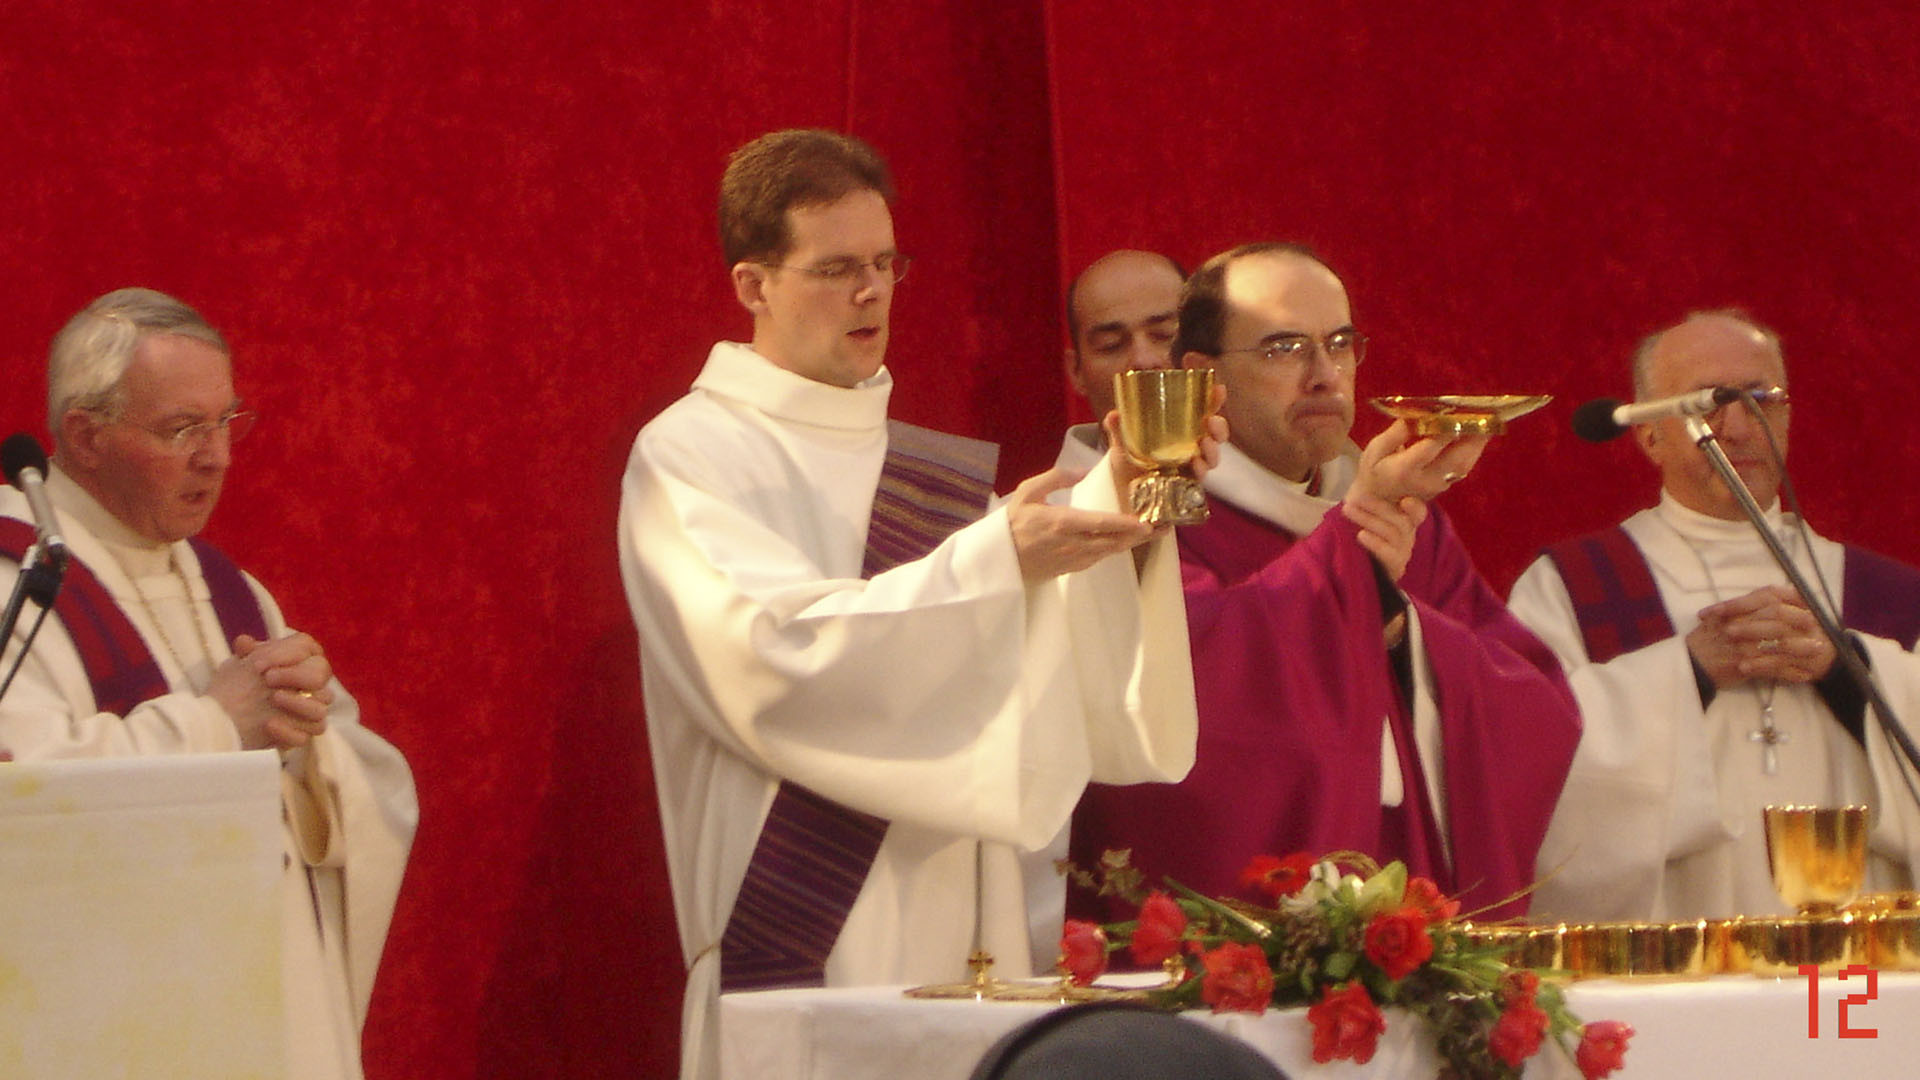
[720,970,1920,1079]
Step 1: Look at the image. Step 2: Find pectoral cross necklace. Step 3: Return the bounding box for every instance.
[1669,520,1792,775]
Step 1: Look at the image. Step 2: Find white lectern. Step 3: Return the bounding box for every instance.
[0,751,284,1078]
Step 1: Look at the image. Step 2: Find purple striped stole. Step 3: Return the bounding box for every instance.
[719,421,998,993]
[1547,524,1920,659]
[1544,527,1673,664]
[0,518,269,715]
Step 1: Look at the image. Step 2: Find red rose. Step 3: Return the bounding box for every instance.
[1130,890,1188,967]
[1404,876,1460,921]
[1488,1000,1550,1067]
[1198,941,1274,1014]
[1498,969,1540,1007]
[1239,851,1316,900]
[1058,919,1108,986]
[1362,906,1434,980]
[1575,1020,1634,1079]
[1306,981,1387,1064]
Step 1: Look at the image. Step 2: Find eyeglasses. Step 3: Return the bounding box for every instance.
[114,409,259,456]
[1219,329,1367,371]
[1711,385,1790,422]
[765,253,912,286]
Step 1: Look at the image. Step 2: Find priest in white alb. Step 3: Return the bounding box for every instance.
[1511,310,1920,920]
[617,129,1221,1080]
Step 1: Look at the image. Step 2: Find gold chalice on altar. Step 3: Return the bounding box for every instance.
[1369,394,1552,437]
[1115,368,1214,527]
[1764,804,1868,915]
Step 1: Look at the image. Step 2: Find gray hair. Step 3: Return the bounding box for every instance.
[48,287,228,431]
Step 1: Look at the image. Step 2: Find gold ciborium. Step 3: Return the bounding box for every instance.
[1764,804,1868,915]
[1115,368,1213,527]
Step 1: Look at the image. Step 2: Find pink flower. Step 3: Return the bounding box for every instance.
[1198,941,1274,1014]
[1057,919,1108,986]
[1130,891,1187,967]
[1404,876,1460,921]
[1307,981,1387,1064]
[1239,852,1316,900]
[1363,906,1434,980]
[1488,999,1550,1067]
[1575,1020,1634,1079]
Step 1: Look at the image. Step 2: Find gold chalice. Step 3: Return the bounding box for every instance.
[1764,804,1868,915]
[1115,368,1214,527]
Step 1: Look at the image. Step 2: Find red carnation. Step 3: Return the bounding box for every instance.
[1488,999,1550,1067]
[1306,981,1387,1064]
[1057,919,1108,986]
[1239,851,1316,900]
[1198,941,1274,1014]
[1130,890,1188,967]
[1498,969,1540,1008]
[1362,906,1434,980]
[1404,876,1460,922]
[1575,1020,1634,1079]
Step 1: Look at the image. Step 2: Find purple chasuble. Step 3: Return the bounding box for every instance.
[0,519,268,716]
[1071,498,1578,926]
[719,421,998,993]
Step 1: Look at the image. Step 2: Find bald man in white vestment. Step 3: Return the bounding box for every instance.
[1511,310,1920,920]
[0,287,415,1080]
[618,130,1218,1080]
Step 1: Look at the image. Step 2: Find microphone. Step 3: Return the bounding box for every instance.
[1,433,70,567]
[1571,387,1746,443]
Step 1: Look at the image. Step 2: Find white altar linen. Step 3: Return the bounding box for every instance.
[721,970,1920,1079]
[0,752,284,1078]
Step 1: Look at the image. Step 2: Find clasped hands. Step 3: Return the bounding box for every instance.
[1007,385,1230,584]
[1687,584,1837,689]
[208,632,336,751]
[1342,420,1490,581]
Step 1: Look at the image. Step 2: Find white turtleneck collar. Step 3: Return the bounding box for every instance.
[46,461,176,577]
[1200,441,1362,537]
[693,341,892,433]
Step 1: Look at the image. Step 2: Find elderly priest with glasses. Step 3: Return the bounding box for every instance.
[0,287,416,1080]
[618,129,1221,1080]
[1511,309,1920,921]
[1070,243,1580,925]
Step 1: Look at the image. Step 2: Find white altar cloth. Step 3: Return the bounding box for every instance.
[721,969,1920,1078]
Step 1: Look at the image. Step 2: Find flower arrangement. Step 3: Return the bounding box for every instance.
[1059,849,1633,1080]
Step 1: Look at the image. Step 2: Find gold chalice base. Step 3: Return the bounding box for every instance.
[1369,394,1552,437]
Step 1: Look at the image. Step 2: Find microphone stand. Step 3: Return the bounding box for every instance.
[1685,416,1920,793]
[0,542,65,705]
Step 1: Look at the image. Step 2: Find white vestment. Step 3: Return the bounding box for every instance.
[0,469,417,1080]
[622,342,1197,1080]
[1511,493,1920,920]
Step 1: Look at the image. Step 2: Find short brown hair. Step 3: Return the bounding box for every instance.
[1173,242,1327,362]
[719,129,894,266]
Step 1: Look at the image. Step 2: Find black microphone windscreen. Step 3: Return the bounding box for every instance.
[1571,399,1626,443]
[1,433,49,487]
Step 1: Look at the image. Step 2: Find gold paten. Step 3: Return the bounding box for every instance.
[1369,394,1552,437]
[1116,369,1214,527]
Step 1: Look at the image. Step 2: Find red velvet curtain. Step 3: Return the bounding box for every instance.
[2,3,1917,1078]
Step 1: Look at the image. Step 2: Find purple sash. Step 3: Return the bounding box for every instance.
[1546,524,1920,659]
[0,518,268,715]
[719,421,998,993]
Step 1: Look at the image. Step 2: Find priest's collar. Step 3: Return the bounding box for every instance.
[1654,487,1792,545]
[692,341,892,431]
[45,461,175,576]
[1201,442,1361,536]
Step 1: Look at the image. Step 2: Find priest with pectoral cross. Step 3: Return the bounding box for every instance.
[1512,310,1920,920]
